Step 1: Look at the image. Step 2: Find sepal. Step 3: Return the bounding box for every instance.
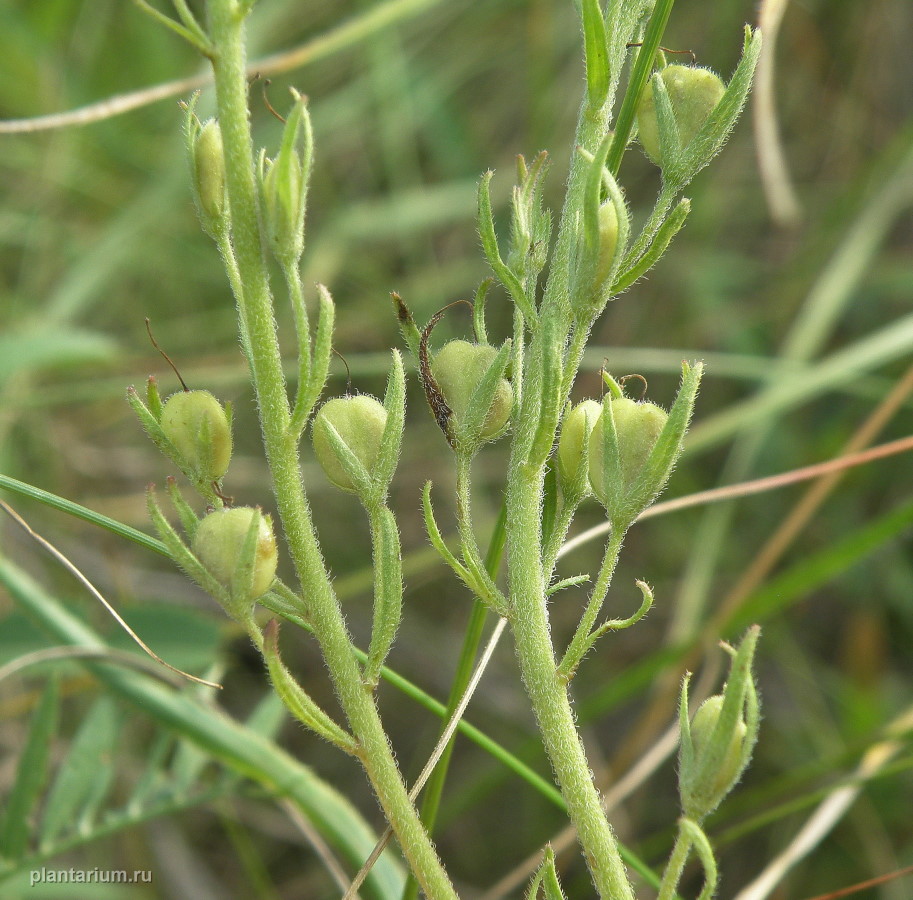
[260,89,314,266]
[678,626,761,820]
[262,621,358,754]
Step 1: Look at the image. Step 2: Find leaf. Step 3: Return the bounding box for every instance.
[477,171,538,325]
[373,351,406,502]
[40,697,121,847]
[527,846,567,900]
[581,0,609,108]
[0,678,59,857]
[263,621,358,752]
[365,507,404,686]
[727,499,913,634]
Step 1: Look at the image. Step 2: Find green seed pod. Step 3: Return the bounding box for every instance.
[557,399,602,488]
[193,119,227,227]
[594,200,619,288]
[636,65,725,166]
[588,396,668,503]
[312,395,387,493]
[431,340,513,440]
[679,694,749,821]
[262,152,303,263]
[689,695,748,801]
[161,390,232,482]
[192,507,278,600]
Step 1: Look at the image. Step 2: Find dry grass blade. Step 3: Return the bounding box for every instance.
[801,863,913,900]
[0,645,189,687]
[0,0,443,134]
[754,0,802,225]
[342,618,509,900]
[558,433,913,560]
[279,797,363,900]
[0,499,221,689]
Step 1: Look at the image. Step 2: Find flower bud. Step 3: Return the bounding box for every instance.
[636,65,725,166]
[312,395,387,493]
[161,390,232,482]
[557,399,601,489]
[431,341,513,440]
[588,396,667,502]
[193,119,227,229]
[594,200,619,288]
[191,507,278,600]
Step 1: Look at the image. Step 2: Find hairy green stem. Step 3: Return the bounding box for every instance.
[207,4,455,896]
[500,31,646,894]
[656,823,692,900]
[507,469,634,899]
[401,501,507,900]
[558,526,625,680]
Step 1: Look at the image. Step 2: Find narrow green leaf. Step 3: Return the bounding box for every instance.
[546,573,589,596]
[478,171,538,325]
[130,0,213,53]
[263,622,358,753]
[0,476,165,558]
[0,678,59,857]
[581,0,609,108]
[624,360,702,524]
[607,0,676,175]
[374,351,406,501]
[650,69,683,168]
[127,732,175,811]
[727,498,913,634]
[166,477,199,540]
[146,488,225,601]
[365,507,404,686]
[40,697,121,847]
[528,846,567,900]
[292,283,335,435]
[612,198,690,294]
[472,278,493,346]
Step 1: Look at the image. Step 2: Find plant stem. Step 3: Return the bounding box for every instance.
[207,4,456,896]
[656,823,692,900]
[558,526,625,680]
[401,501,507,900]
[507,465,635,899]
[501,38,643,895]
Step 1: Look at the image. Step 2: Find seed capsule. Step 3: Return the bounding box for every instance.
[557,399,602,487]
[636,65,725,166]
[689,695,748,801]
[312,395,387,493]
[161,390,232,482]
[430,340,513,440]
[192,507,278,600]
[594,200,619,288]
[588,396,668,503]
[193,119,227,226]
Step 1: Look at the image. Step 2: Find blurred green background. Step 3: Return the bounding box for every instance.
[1,0,912,897]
